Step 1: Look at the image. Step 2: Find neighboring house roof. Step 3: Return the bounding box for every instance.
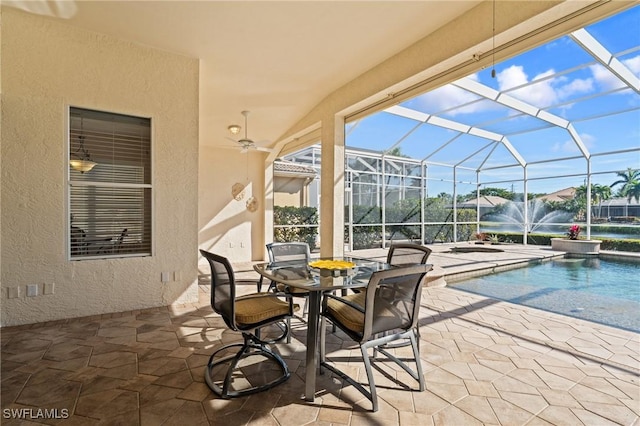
[537,187,576,202]
[599,197,640,207]
[274,160,317,178]
[458,195,510,208]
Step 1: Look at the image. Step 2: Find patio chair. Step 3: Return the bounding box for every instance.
[319,264,430,412]
[386,242,432,266]
[113,228,128,253]
[384,242,432,348]
[199,249,295,398]
[263,242,312,342]
[265,242,311,312]
[70,226,87,256]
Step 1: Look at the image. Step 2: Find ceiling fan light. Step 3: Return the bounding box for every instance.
[228,124,241,135]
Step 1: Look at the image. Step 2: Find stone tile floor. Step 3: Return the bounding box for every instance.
[2,245,639,425]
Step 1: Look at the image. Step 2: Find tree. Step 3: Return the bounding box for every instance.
[478,187,515,200]
[384,147,408,158]
[610,168,640,197]
[592,183,612,217]
[625,180,640,203]
[574,183,612,218]
[436,192,452,202]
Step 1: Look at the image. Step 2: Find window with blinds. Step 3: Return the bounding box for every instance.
[68,107,152,259]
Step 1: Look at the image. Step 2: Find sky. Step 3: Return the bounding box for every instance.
[345,5,640,196]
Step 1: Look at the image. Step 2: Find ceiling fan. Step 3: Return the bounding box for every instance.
[226,111,273,153]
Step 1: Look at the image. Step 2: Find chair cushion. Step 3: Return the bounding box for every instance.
[326,292,366,334]
[327,290,407,336]
[276,283,309,295]
[235,294,290,327]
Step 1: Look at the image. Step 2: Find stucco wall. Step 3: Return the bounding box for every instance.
[198,146,266,264]
[0,8,200,326]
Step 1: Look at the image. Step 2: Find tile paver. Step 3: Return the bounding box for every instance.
[1,244,638,425]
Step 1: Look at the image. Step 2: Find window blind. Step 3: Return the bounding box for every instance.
[69,107,152,259]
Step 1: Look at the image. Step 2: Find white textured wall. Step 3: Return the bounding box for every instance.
[198,146,266,264]
[0,8,200,326]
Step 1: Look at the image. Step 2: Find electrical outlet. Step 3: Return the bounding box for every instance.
[44,283,55,295]
[27,284,38,297]
[240,242,245,248]
[8,287,20,299]
[229,242,234,248]
[161,272,170,283]
[173,271,181,281]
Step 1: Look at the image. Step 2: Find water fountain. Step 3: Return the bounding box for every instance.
[485,199,601,253]
[485,199,572,234]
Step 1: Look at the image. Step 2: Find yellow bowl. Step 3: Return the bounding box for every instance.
[308,260,356,270]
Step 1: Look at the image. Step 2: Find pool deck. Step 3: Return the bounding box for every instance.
[1,244,638,425]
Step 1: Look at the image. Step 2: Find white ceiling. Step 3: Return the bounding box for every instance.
[10,0,482,149]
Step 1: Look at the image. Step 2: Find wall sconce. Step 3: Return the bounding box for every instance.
[70,117,97,173]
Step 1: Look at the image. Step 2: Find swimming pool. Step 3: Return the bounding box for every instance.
[450,256,640,332]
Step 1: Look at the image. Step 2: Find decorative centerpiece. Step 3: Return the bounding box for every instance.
[551,224,601,254]
[308,260,357,277]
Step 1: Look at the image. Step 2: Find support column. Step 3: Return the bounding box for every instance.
[320,114,345,258]
[263,160,275,260]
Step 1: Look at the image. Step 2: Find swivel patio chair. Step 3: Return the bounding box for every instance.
[319,264,430,412]
[200,249,295,398]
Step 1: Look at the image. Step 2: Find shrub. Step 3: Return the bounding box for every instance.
[273,206,318,249]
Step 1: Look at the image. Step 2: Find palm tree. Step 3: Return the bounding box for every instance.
[610,168,640,197]
[625,180,640,203]
[575,184,611,218]
[592,183,611,218]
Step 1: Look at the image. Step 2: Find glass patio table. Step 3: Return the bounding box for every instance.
[253,256,394,402]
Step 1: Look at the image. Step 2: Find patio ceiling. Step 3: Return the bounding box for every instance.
[346,6,640,176]
[4,0,482,150]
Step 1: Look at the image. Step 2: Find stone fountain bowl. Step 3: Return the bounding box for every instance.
[551,238,602,255]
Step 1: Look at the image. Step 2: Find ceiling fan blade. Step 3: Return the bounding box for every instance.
[219,144,243,151]
[255,146,274,152]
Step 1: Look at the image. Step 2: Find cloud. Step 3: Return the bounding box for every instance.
[590,54,640,91]
[551,132,595,153]
[410,79,486,114]
[556,77,594,99]
[412,53,637,118]
[500,65,593,108]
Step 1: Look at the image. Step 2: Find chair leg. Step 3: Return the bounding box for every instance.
[204,334,290,398]
[360,346,379,412]
[409,329,425,391]
[374,329,425,388]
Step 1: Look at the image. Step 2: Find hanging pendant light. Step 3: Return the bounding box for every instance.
[70,116,97,173]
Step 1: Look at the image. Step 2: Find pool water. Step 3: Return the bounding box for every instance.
[451,257,640,332]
